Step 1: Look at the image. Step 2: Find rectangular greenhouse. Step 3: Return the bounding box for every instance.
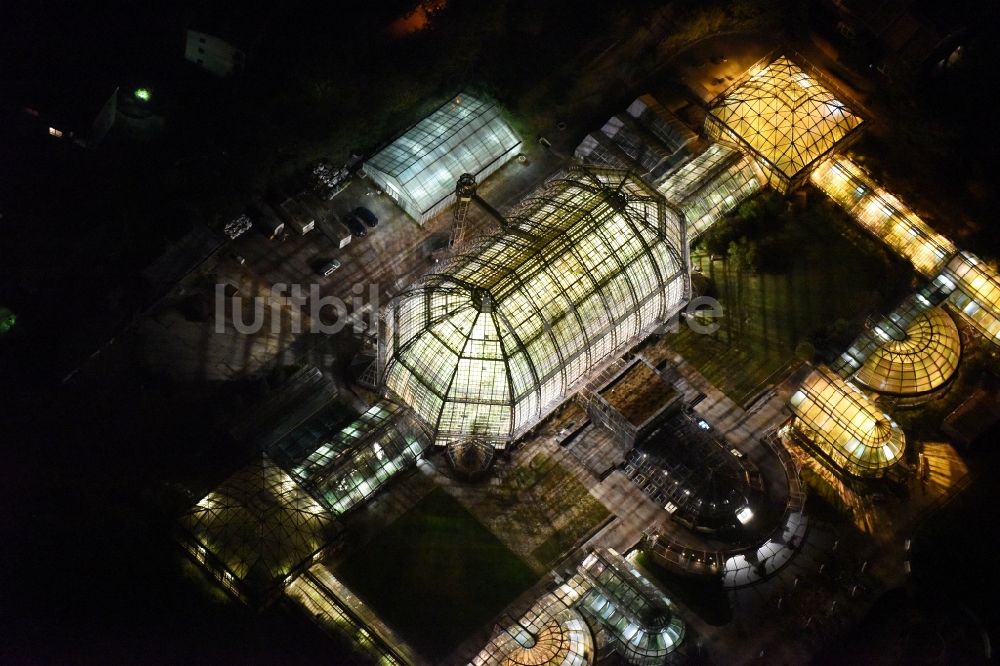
[366,94,521,223]
[810,156,955,276]
[288,400,429,514]
[658,143,764,239]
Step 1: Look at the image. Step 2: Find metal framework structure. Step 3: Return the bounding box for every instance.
[853,307,961,397]
[658,143,765,239]
[181,455,333,602]
[366,94,521,223]
[286,400,430,515]
[473,596,595,666]
[810,156,955,276]
[576,95,695,182]
[941,252,1000,342]
[381,168,689,447]
[706,55,863,192]
[577,549,686,665]
[472,548,684,666]
[789,365,905,477]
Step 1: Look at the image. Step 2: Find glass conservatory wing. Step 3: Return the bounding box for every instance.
[290,401,430,515]
[943,252,1000,343]
[811,156,955,276]
[789,366,905,476]
[658,143,765,239]
[854,307,961,396]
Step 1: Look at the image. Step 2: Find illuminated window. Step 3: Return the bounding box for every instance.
[48,127,63,138]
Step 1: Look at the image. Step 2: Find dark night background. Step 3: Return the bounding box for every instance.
[2,0,1000,663]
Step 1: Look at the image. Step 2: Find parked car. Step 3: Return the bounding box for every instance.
[345,215,368,237]
[354,206,379,228]
[318,259,342,277]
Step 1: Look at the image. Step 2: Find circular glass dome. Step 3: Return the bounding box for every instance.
[854,307,961,396]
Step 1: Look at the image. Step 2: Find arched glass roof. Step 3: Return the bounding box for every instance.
[473,601,595,666]
[854,307,961,396]
[810,156,955,276]
[382,168,689,446]
[789,366,905,477]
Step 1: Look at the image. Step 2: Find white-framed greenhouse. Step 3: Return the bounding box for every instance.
[658,143,765,239]
[380,167,689,447]
[366,93,521,223]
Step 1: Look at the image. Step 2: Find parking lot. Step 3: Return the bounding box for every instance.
[134,141,564,383]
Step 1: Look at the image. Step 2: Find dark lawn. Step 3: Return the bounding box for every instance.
[335,487,538,662]
[668,201,913,406]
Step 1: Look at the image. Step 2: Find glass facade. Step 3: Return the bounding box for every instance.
[366,94,521,223]
[288,400,430,515]
[706,55,863,192]
[471,548,684,666]
[382,168,689,447]
[789,366,905,477]
[854,307,961,396]
[942,252,1000,342]
[473,598,595,666]
[658,143,764,239]
[577,549,685,665]
[182,456,333,601]
[810,156,955,276]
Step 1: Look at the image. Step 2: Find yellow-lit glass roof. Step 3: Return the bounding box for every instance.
[944,252,1000,342]
[854,307,961,396]
[382,168,688,446]
[183,456,332,591]
[811,156,955,276]
[789,365,904,477]
[707,56,863,182]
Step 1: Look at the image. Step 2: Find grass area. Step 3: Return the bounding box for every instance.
[530,498,611,566]
[335,487,538,662]
[501,453,611,569]
[660,194,913,406]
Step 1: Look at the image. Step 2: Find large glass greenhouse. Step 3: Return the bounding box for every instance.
[381,167,690,447]
[706,55,864,192]
[181,455,334,603]
[366,94,521,223]
[788,366,905,478]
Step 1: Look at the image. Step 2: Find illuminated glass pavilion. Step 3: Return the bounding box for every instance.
[381,168,689,447]
[788,365,905,478]
[366,93,521,223]
[706,55,864,192]
[181,455,334,603]
[853,307,961,398]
